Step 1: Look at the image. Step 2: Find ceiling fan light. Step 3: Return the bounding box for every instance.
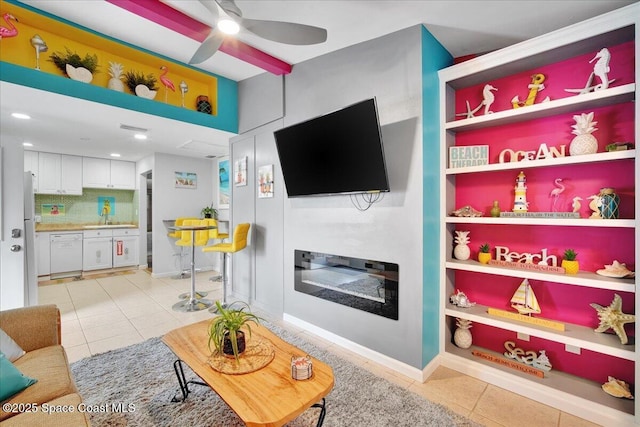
[218,18,239,35]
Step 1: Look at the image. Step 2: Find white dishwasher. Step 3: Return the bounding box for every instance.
[50,233,83,278]
[83,229,113,271]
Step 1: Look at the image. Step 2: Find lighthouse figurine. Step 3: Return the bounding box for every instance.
[513,171,529,212]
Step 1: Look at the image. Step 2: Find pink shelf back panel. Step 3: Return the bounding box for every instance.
[454,40,635,115]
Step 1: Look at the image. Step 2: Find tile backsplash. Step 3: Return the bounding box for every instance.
[35,189,138,225]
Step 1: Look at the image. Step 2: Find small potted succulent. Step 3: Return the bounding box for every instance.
[562,249,579,274]
[208,301,262,360]
[201,204,217,219]
[478,243,491,264]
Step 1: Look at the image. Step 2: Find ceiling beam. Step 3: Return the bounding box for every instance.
[106,0,292,76]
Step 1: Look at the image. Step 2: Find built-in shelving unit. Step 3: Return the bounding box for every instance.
[438,4,638,426]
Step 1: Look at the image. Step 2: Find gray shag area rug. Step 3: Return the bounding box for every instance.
[70,323,478,427]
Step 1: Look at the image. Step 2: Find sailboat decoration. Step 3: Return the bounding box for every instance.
[510,278,540,315]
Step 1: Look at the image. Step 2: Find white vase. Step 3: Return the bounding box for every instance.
[135,84,157,100]
[65,64,93,83]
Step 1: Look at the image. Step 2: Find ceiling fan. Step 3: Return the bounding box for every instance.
[190,0,328,64]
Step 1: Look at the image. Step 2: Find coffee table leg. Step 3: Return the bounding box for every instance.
[311,398,327,427]
[171,359,207,402]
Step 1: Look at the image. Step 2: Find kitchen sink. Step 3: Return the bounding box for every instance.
[83,224,137,229]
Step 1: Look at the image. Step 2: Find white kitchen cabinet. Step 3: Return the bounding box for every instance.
[82,157,135,190]
[23,150,39,192]
[113,228,139,268]
[37,152,82,195]
[35,231,50,276]
[83,229,113,271]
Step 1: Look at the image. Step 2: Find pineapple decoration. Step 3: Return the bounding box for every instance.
[453,230,471,261]
[107,62,125,92]
[453,318,473,349]
[570,112,598,155]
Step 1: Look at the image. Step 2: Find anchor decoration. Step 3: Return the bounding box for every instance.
[456,84,498,119]
[511,73,550,109]
[565,47,615,95]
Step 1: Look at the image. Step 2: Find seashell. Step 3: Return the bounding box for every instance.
[596,260,635,278]
[451,205,483,217]
[602,376,634,399]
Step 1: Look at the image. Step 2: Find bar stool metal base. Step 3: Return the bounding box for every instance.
[172,271,191,280]
[178,291,208,299]
[173,298,214,312]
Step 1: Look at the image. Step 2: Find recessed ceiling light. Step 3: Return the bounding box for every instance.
[218,18,239,34]
[110,153,121,157]
[134,133,147,140]
[23,142,33,147]
[12,113,31,120]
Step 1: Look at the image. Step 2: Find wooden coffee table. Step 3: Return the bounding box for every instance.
[162,320,334,427]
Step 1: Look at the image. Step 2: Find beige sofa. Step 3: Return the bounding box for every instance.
[0,305,90,426]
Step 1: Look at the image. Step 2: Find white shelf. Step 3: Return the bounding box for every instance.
[446,149,635,175]
[443,344,635,419]
[446,260,636,292]
[445,83,635,132]
[439,5,639,423]
[445,216,635,228]
[445,304,635,360]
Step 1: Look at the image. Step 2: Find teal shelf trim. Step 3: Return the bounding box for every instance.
[1,61,238,133]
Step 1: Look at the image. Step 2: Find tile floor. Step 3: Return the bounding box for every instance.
[38,270,600,427]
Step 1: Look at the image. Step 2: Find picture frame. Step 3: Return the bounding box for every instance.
[258,164,274,198]
[175,171,197,189]
[218,156,230,209]
[234,156,247,187]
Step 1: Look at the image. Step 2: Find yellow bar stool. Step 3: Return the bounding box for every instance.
[169,217,198,279]
[176,219,210,301]
[202,223,250,311]
[203,218,229,281]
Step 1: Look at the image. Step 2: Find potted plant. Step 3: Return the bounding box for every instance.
[562,249,579,274]
[208,301,262,360]
[123,70,159,99]
[49,47,99,83]
[201,204,217,219]
[478,243,491,264]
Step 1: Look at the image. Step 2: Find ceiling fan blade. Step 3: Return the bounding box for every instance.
[215,0,242,19]
[189,30,225,64]
[242,19,327,45]
[198,0,220,20]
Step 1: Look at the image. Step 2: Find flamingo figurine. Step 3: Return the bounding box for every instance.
[0,13,19,39]
[159,66,175,103]
[549,178,565,212]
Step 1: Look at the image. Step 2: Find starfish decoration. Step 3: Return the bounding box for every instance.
[590,294,635,345]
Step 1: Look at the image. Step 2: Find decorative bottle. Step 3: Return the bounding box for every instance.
[490,200,500,217]
[598,187,620,219]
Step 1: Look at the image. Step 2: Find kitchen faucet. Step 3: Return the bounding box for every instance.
[101,207,111,225]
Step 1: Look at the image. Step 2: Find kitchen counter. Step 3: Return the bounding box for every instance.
[36,223,138,232]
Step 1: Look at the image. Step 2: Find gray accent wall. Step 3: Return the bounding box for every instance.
[234,25,432,369]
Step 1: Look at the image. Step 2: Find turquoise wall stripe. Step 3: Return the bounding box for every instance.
[421,26,453,367]
[2,0,238,133]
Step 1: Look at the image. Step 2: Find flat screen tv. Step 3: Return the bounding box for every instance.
[274,98,390,197]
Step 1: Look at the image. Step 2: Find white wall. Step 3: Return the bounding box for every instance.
[0,140,26,310]
[149,152,217,277]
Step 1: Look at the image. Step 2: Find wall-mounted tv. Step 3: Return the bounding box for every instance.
[274,98,390,197]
